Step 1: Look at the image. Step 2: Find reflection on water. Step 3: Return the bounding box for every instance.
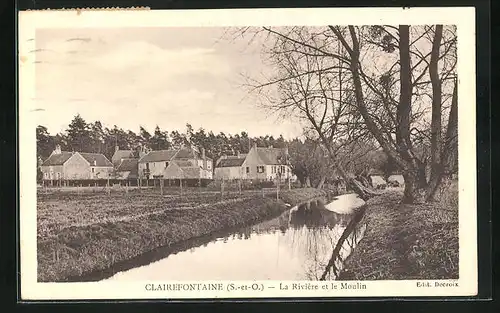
[104,193,367,281]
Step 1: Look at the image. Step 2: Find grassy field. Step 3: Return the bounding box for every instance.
[338,180,459,280]
[37,187,325,282]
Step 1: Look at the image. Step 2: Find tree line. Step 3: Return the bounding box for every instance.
[36,114,394,187]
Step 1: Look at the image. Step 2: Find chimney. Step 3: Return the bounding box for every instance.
[201,147,206,160]
[93,160,97,166]
[237,150,240,158]
[54,144,61,155]
[115,145,119,152]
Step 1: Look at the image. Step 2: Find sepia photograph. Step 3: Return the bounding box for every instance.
[18,7,477,299]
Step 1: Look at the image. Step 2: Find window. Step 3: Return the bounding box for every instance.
[92,168,95,173]
[146,163,150,170]
[44,172,48,179]
[165,162,169,167]
[281,166,285,173]
[257,166,264,173]
[246,167,250,174]
[207,163,211,169]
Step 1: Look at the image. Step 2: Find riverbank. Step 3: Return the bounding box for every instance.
[37,187,325,282]
[338,182,459,280]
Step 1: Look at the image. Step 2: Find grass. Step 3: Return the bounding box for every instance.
[338,180,459,280]
[37,187,325,282]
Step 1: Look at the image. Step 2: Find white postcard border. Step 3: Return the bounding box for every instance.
[18,7,477,300]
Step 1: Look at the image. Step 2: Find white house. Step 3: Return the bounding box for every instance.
[214,144,296,182]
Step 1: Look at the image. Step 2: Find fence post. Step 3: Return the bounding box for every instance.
[276,176,280,201]
[221,178,225,200]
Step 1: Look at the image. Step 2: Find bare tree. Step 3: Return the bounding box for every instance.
[238,26,381,200]
[235,24,457,204]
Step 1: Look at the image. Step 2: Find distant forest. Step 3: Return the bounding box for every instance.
[36,114,290,162]
[37,114,397,188]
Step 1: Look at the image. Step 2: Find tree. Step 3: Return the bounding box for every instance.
[90,121,105,153]
[288,137,333,188]
[238,25,457,203]
[66,114,92,152]
[36,125,54,159]
[139,126,152,148]
[150,125,170,150]
[170,130,189,149]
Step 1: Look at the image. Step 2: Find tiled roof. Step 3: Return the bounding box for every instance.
[217,158,245,168]
[174,160,194,168]
[116,158,138,176]
[175,147,199,159]
[139,147,213,163]
[80,152,113,167]
[180,167,202,179]
[112,150,134,163]
[256,147,288,165]
[139,150,178,163]
[41,152,73,166]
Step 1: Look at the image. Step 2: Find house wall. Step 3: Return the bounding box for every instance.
[116,171,131,179]
[164,162,183,179]
[63,153,91,180]
[214,166,244,180]
[241,148,266,180]
[139,158,213,179]
[90,166,114,179]
[264,165,293,181]
[41,165,64,180]
[138,161,170,178]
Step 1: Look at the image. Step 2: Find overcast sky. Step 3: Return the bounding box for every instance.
[34,27,304,139]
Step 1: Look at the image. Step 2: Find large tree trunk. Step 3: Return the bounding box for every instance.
[429,25,444,190]
[402,164,428,203]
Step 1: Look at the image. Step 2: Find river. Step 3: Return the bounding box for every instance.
[102,193,367,281]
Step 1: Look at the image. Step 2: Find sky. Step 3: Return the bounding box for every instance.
[33,27,304,139]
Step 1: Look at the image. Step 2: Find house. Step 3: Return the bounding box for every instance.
[367,170,387,188]
[137,146,213,180]
[214,143,295,182]
[111,145,148,166]
[112,146,148,180]
[40,145,114,182]
[115,158,139,180]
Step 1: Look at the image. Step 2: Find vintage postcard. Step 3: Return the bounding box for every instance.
[18,7,477,300]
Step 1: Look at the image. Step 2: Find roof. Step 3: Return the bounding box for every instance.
[255,147,288,165]
[41,151,112,167]
[174,160,194,168]
[41,152,73,166]
[116,158,138,176]
[175,147,199,159]
[79,152,113,167]
[139,148,213,163]
[180,167,201,179]
[217,158,245,168]
[112,150,134,162]
[139,150,178,163]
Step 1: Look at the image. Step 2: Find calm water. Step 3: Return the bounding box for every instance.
[103,193,367,281]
